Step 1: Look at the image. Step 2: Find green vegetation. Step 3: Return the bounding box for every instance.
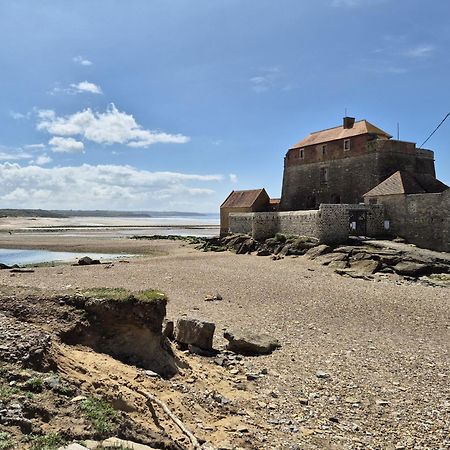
[0,432,13,450]
[80,397,117,436]
[23,433,66,450]
[81,287,166,303]
[0,384,21,401]
[24,377,44,393]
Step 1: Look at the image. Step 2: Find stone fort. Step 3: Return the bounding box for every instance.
[221,117,449,252]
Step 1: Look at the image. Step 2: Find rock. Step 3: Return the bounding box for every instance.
[256,248,271,256]
[71,395,87,403]
[77,256,100,266]
[348,259,380,275]
[305,244,332,259]
[58,444,90,450]
[328,260,348,270]
[315,252,347,265]
[143,370,160,377]
[393,261,430,277]
[223,330,281,355]
[175,318,215,350]
[0,263,11,270]
[188,344,216,357]
[204,293,223,301]
[101,438,159,449]
[279,244,291,256]
[162,320,174,340]
[316,370,330,379]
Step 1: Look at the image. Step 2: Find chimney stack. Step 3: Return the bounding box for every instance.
[343,116,355,129]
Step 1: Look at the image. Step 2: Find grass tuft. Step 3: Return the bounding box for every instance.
[80,397,117,436]
[0,432,13,450]
[26,433,66,450]
[81,287,166,303]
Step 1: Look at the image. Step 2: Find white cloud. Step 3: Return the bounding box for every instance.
[10,111,30,120]
[37,104,190,148]
[34,154,52,165]
[250,67,291,93]
[73,56,93,66]
[0,163,222,210]
[24,143,46,149]
[49,136,85,153]
[229,173,238,184]
[0,151,32,161]
[70,81,103,94]
[404,45,435,58]
[51,80,103,95]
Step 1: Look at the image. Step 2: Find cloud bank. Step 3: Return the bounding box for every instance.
[0,163,221,210]
[37,104,190,149]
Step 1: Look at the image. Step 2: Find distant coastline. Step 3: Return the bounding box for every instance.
[0,209,215,219]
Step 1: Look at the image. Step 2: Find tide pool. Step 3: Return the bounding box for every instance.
[0,248,129,266]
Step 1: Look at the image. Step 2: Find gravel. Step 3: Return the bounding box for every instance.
[0,238,448,449]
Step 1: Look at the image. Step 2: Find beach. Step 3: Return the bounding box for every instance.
[0,226,448,449]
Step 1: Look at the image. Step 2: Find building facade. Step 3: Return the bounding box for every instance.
[280,118,436,210]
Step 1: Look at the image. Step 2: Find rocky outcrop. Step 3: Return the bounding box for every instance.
[63,294,178,378]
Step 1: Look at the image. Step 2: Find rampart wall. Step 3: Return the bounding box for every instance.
[229,204,385,243]
[373,190,450,252]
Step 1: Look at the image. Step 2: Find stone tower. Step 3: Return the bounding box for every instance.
[280,117,436,210]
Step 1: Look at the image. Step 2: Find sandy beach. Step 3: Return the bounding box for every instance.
[0,229,448,449]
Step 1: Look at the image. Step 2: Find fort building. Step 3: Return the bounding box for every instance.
[220,117,449,252]
[280,117,436,210]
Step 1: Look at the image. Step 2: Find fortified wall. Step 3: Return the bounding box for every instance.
[370,190,450,252]
[281,138,435,210]
[229,204,385,243]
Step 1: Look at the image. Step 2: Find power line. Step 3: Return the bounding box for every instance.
[418,112,450,149]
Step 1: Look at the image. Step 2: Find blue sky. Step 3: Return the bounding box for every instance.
[1,0,449,212]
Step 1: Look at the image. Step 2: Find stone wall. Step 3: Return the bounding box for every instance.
[371,190,450,252]
[280,138,435,210]
[229,204,385,243]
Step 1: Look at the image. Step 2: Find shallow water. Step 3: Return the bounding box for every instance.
[0,248,129,266]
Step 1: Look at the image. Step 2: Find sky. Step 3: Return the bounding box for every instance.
[1,0,449,213]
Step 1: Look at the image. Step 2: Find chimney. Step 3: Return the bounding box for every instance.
[343,116,355,129]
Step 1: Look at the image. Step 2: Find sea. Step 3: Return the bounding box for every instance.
[0,213,220,266]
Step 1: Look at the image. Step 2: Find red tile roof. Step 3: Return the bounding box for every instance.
[364,171,449,197]
[291,120,392,149]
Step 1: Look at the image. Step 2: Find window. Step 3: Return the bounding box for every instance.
[299,148,305,159]
[319,167,328,184]
[343,139,351,151]
[321,144,327,156]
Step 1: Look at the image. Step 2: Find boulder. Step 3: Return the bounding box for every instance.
[329,260,348,270]
[315,252,347,265]
[393,261,430,277]
[223,330,281,355]
[77,256,100,266]
[256,248,271,256]
[162,320,174,340]
[0,263,11,270]
[305,244,332,259]
[348,259,380,275]
[175,318,215,350]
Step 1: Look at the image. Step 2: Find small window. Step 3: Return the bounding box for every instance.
[343,139,351,151]
[299,148,305,159]
[319,167,328,184]
[321,144,327,156]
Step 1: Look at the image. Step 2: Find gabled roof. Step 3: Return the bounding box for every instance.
[291,120,392,149]
[221,189,268,208]
[364,171,449,197]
